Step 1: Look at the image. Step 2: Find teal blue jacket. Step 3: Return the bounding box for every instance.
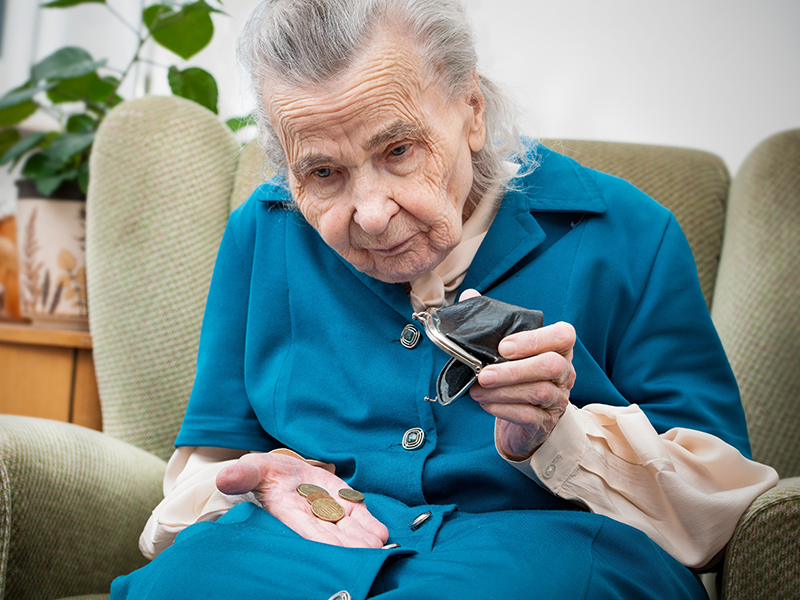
[110,143,738,598]
[176,142,750,515]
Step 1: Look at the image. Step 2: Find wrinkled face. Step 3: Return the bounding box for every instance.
[265,35,486,283]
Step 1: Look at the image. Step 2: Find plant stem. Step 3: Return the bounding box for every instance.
[99,33,150,113]
[104,2,140,37]
[136,57,170,70]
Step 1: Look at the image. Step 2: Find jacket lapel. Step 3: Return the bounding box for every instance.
[463,145,609,294]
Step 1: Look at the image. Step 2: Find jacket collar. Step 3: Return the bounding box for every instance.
[257,142,608,319]
[463,143,607,293]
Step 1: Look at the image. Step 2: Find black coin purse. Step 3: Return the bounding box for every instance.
[413,296,544,405]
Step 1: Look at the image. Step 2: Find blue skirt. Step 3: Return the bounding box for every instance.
[111,496,706,599]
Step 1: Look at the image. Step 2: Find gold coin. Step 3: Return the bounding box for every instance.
[306,491,332,504]
[338,488,365,503]
[311,497,345,523]
[296,483,328,497]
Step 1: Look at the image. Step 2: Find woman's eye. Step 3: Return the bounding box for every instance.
[314,168,333,178]
[389,144,409,157]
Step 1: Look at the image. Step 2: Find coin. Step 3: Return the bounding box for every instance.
[311,497,345,523]
[337,488,365,503]
[296,483,328,497]
[306,491,332,504]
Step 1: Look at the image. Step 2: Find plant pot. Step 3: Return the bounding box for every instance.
[15,179,88,330]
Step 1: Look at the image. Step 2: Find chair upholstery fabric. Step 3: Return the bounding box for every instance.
[712,129,800,600]
[0,97,796,599]
[0,416,163,599]
[87,96,239,462]
[542,139,729,309]
[712,129,800,479]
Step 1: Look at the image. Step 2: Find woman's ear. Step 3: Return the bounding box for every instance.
[467,71,486,153]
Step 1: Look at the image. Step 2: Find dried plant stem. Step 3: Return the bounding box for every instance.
[22,208,43,312]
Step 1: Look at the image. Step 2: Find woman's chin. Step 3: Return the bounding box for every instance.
[362,253,443,284]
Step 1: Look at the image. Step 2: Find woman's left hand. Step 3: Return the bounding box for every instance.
[461,290,576,461]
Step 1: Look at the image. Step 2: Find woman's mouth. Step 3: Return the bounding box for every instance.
[371,235,415,256]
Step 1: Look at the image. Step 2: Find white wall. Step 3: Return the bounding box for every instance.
[1,0,798,217]
[467,0,800,176]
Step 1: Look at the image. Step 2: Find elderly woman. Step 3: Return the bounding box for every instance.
[112,0,776,598]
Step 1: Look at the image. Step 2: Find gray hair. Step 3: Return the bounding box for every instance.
[238,0,531,205]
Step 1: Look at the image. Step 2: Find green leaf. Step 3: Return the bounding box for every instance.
[0,132,46,167]
[78,161,90,195]
[0,129,21,160]
[35,172,78,197]
[22,152,63,178]
[226,114,256,132]
[43,131,95,163]
[167,66,218,114]
[21,151,81,196]
[0,101,37,127]
[42,0,105,7]
[66,114,95,133]
[47,71,117,106]
[32,47,106,83]
[144,2,215,60]
[0,82,56,111]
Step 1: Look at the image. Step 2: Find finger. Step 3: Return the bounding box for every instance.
[497,321,576,360]
[478,399,564,431]
[216,461,262,495]
[458,288,481,302]
[471,378,565,407]
[286,509,349,546]
[477,352,574,390]
[335,516,386,548]
[346,502,390,543]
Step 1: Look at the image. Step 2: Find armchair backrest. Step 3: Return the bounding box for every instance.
[712,129,800,477]
[87,96,242,461]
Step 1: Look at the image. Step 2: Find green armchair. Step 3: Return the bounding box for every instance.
[0,95,797,599]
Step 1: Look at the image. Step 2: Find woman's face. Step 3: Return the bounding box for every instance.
[265,35,486,283]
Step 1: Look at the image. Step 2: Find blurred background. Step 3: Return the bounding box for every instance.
[0,0,798,217]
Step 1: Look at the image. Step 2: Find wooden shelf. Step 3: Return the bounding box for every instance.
[0,321,102,431]
[0,321,92,349]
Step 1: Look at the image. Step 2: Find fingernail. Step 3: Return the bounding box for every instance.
[479,369,497,386]
[498,340,516,356]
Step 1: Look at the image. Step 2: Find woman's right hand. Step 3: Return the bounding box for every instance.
[216,452,389,548]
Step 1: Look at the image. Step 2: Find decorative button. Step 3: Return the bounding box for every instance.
[542,452,562,479]
[410,511,432,530]
[400,324,421,349]
[402,427,425,450]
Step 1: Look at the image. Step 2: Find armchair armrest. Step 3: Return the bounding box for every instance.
[721,476,800,600]
[0,415,166,600]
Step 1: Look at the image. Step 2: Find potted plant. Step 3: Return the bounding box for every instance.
[0,0,246,329]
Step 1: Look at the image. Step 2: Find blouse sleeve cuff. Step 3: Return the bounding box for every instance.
[495,403,588,494]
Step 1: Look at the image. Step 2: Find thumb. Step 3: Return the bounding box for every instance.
[216,460,262,495]
[458,288,481,302]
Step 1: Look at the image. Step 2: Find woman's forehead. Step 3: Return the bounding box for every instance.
[265,40,447,162]
[265,35,444,122]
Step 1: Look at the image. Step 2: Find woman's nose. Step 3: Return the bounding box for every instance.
[352,182,400,235]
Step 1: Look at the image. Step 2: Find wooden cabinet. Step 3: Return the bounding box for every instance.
[0,322,102,431]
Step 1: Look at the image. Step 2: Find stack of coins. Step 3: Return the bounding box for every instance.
[296,483,365,523]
